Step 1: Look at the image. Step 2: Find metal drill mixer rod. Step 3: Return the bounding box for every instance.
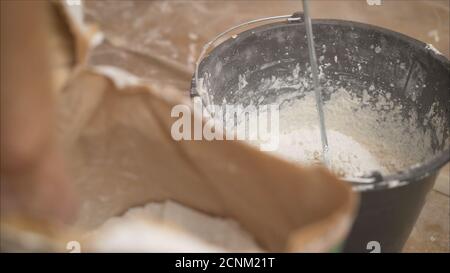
[302,0,330,166]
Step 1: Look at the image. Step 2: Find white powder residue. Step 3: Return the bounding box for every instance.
[374,46,382,54]
[425,43,444,56]
[86,200,262,252]
[238,74,248,89]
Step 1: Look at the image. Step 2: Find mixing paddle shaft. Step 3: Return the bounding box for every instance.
[302,0,330,166]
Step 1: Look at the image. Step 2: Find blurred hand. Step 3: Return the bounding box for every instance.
[1,1,76,224]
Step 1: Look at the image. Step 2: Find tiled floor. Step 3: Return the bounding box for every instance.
[84,0,449,252]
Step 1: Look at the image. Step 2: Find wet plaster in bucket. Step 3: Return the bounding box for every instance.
[203,62,449,179]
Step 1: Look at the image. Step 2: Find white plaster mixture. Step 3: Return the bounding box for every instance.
[270,87,390,177]
[233,91,387,178]
[275,128,385,177]
[229,78,448,178]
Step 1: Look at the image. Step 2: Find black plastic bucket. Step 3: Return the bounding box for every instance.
[191,14,450,252]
